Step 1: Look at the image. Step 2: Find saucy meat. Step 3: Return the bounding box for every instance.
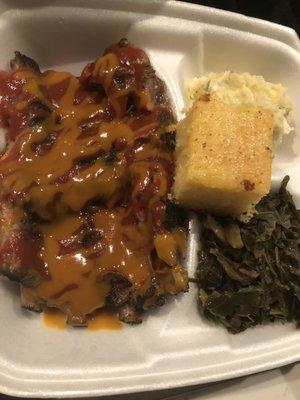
[0,39,188,325]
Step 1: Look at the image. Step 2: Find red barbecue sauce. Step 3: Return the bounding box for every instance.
[0,41,187,326]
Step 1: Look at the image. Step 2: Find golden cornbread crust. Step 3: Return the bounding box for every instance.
[173,95,274,218]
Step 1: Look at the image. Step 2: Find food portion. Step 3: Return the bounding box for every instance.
[197,177,300,334]
[173,95,274,218]
[0,39,188,326]
[0,41,297,338]
[188,71,293,140]
[173,71,293,220]
[173,69,298,334]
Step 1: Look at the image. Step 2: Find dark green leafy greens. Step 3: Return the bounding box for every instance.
[197,176,300,333]
[165,198,188,230]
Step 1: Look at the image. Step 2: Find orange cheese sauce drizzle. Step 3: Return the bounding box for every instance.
[0,42,187,326]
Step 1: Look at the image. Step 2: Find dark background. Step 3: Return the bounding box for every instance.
[181,0,300,34]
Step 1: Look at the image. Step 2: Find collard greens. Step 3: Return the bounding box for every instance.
[197,176,300,333]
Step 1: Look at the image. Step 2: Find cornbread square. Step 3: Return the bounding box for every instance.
[173,95,274,218]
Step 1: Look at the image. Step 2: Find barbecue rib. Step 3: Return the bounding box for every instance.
[0,39,188,326]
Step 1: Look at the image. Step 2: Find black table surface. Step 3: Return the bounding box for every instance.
[181,0,300,35]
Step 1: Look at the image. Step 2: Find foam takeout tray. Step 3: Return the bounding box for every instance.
[0,0,299,397]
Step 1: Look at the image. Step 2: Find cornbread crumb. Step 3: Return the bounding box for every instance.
[173,95,274,219]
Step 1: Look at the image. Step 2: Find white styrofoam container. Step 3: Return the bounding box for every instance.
[0,1,299,397]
